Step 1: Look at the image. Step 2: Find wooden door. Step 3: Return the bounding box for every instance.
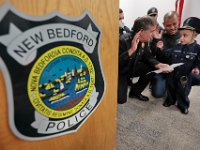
[0,0,118,150]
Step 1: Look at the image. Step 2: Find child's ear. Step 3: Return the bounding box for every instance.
[193,31,198,38]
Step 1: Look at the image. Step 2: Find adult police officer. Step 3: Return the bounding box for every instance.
[118,16,169,104]
[128,16,170,102]
[150,11,180,98]
[119,8,130,36]
[147,7,163,34]
[118,18,141,104]
[163,17,200,114]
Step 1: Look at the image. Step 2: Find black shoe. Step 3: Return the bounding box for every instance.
[117,100,127,104]
[177,106,189,114]
[129,93,149,101]
[163,98,175,107]
[163,101,172,107]
[182,108,189,114]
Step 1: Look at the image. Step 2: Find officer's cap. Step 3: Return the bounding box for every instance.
[147,7,158,16]
[179,17,200,34]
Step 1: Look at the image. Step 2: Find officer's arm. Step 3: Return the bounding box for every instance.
[143,45,160,68]
[118,35,137,75]
[194,45,200,73]
[118,36,131,69]
[159,47,173,65]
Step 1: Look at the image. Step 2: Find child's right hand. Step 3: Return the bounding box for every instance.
[156,41,164,49]
[191,68,200,75]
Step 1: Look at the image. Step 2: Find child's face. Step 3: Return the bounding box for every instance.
[179,29,196,45]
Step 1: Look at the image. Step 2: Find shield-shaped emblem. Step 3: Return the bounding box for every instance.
[0,4,105,141]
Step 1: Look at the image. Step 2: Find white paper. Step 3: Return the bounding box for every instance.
[147,63,184,74]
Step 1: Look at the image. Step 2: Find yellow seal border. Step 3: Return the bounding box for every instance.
[28,46,95,119]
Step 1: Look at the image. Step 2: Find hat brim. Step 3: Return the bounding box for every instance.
[148,13,158,16]
[179,26,200,34]
[179,26,195,31]
[178,25,200,33]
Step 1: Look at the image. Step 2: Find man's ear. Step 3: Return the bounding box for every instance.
[140,29,145,35]
[139,29,144,34]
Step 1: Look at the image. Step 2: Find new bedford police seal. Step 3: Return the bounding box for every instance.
[0,4,105,141]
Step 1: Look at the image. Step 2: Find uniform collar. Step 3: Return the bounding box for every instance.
[183,40,197,47]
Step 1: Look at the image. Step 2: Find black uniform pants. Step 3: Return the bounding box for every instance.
[130,62,153,95]
[118,74,128,104]
[165,74,192,109]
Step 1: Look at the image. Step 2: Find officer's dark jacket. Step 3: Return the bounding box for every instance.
[150,31,180,63]
[119,32,160,75]
[162,31,180,49]
[119,26,131,36]
[118,32,134,75]
[163,41,200,77]
[135,42,160,69]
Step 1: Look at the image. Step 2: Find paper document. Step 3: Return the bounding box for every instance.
[147,63,184,74]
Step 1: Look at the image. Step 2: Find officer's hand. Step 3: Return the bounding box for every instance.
[155,63,172,73]
[153,29,163,39]
[191,68,200,75]
[155,63,168,69]
[128,31,141,56]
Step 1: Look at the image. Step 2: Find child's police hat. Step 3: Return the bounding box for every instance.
[179,17,200,34]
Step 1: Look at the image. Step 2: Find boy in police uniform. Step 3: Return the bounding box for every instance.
[163,17,200,114]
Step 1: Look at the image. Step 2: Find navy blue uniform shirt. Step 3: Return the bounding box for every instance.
[164,41,200,77]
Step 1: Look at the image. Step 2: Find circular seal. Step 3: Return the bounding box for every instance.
[28,46,95,119]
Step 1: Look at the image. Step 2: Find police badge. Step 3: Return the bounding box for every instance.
[0,4,105,140]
